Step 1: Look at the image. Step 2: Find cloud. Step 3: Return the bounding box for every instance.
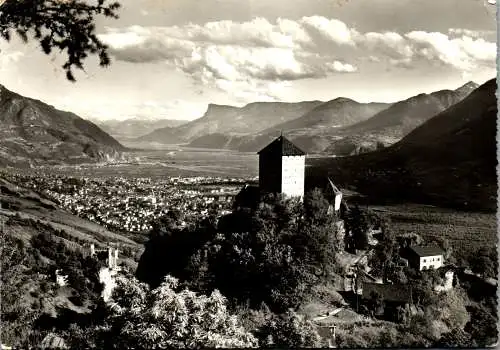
[117,17,311,50]
[180,45,325,81]
[100,27,195,63]
[0,51,24,72]
[300,16,357,46]
[405,31,496,71]
[448,28,496,38]
[215,79,292,103]
[326,60,358,73]
[359,32,413,59]
[98,17,496,102]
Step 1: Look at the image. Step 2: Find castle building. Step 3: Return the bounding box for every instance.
[257,135,306,199]
[90,243,119,270]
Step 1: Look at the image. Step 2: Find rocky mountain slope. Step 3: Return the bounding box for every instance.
[184,98,389,152]
[0,85,126,167]
[263,97,390,133]
[324,81,479,155]
[307,78,497,211]
[137,101,323,144]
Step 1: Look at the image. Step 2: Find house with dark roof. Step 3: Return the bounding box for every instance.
[361,282,417,321]
[257,135,306,199]
[407,245,444,271]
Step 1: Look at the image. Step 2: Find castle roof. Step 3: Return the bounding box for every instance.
[326,178,342,195]
[257,135,306,156]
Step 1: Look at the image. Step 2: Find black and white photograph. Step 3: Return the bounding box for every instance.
[0,0,498,348]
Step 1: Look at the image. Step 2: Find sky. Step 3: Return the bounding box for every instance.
[0,0,497,121]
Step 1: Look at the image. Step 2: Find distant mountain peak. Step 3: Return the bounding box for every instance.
[206,103,236,109]
[332,97,357,103]
[456,80,479,93]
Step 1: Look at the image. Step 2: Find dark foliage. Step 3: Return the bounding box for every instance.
[344,205,372,251]
[135,214,217,289]
[465,302,498,347]
[137,190,341,313]
[468,246,497,279]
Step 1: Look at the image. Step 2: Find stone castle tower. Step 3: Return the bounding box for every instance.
[257,135,306,199]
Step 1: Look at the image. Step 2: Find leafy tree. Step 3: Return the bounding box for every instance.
[434,288,470,331]
[344,205,371,251]
[66,275,258,348]
[136,213,216,288]
[367,291,384,317]
[369,216,400,282]
[407,311,435,345]
[410,276,438,308]
[303,188,331,225]
[465,302,498,347]
[0,0,121,81]
[139,191,341,313]
[257,310,323,348]
[0,232,42,346]
[437,328,473,348]
[469,247,497,279]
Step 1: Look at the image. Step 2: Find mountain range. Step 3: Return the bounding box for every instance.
[137,101,323,144]
[0,85,125,167]
[306,78,497,211]
[324,81,479,155]
[136,81,478,156]
[90,117,187,142]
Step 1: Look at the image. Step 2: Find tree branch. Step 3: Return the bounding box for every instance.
[0,0,120,81]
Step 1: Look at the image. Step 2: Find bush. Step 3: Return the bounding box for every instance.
[66,275,258,349]
[257,310,323,348]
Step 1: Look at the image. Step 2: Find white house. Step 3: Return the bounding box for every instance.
[408,245,444,271]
